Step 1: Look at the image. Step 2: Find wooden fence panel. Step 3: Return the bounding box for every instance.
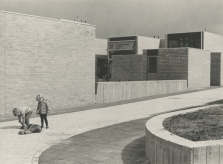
[96,80,187,104]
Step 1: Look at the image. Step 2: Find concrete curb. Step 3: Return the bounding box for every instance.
[146,105,223,164]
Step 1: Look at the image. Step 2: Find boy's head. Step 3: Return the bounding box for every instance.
[12,108,20,116]
[36,95,41,101]
[36,95,44,102]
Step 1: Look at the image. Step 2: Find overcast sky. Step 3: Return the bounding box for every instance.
[0,0,223,39]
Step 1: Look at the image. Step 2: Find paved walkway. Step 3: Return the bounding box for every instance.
[40,117,150,164]
[1,87,223,164]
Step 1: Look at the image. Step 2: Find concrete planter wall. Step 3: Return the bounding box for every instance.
[145,106,223,164]
[95,80,187,104]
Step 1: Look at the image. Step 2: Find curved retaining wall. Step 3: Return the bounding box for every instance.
[145,105,223,164]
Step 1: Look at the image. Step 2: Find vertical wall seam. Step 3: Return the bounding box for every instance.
[3,14,6,115]
[220,54,221,86]
[187,48,189,87]
[202,31,204,49]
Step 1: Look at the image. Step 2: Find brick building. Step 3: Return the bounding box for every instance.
[143,48,210,88]
[166,31,223,52]
[107,35,160,81]
[110,31,223,87]
[165,31,223,86]
[0,10,96,115]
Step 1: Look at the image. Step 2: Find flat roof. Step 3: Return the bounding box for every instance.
[0,10,95,27]
[167,31,203,35]
[108,35,159,39]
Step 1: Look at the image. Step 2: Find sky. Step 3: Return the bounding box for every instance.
[0,0,223,39]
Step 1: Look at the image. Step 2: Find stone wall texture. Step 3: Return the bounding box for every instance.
[142,53,147,80]
[157,48,188,80]
[211,53,221,86]
[0,11,96,115]
[158,48,210,88]
[111,55,143,81]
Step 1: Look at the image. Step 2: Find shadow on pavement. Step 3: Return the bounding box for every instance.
[121,136,149,164]
[206,99,223,105]
[0,125,20,129]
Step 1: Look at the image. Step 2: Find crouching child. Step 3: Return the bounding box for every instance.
[12,106,32,129]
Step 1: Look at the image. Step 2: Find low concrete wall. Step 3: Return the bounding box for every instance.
[146,105,223,164]
[96,80,187,104]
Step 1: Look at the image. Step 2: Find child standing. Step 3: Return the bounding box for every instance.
[36,95,50,129]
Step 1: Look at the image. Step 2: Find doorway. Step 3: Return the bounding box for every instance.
[147,56,157,80]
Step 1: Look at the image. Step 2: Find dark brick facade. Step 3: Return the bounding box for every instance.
[111,55,143,81]
[211,53,221,86]
[142,53,147,80]
[157,48,188,80]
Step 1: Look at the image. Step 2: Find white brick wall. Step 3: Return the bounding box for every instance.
[137,36,160,54]
[188,48,210,88]
[95,38,107,55]
[204,32,223,52]
[0,11,96,115]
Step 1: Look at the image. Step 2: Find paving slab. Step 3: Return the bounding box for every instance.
[0,87,223,164]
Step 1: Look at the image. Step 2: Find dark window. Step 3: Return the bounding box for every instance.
[184,38,189,47]
[169,40,174,48]
[167,32,201,49]
[148,57,157,73]
[179,39,184,47]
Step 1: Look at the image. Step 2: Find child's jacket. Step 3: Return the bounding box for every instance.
[37,99,49,114]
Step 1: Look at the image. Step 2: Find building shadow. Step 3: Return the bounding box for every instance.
[0,125,20,129]
[205,99,223,105]
[121,136,149,164]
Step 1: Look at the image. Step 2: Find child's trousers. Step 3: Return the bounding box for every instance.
[39,114,48,127]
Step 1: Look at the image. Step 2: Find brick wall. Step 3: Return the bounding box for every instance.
[211,53,221,86]
[157,48,188,80]
[111,55,143,81]
[203,32,223,52]
[0,11,95,115]
[188,48,210,88]
[142,52,147,80]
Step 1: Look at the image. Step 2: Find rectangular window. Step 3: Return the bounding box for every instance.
[107,41,135,51]
[173,40,178,48]
[179,39,183,47]
[169,40,174,48]
[184,38,189,47]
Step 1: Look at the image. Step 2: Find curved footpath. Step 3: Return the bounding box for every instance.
[0,87,223,164]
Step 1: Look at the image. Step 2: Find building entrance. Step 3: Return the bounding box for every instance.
[147,56,157,80]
